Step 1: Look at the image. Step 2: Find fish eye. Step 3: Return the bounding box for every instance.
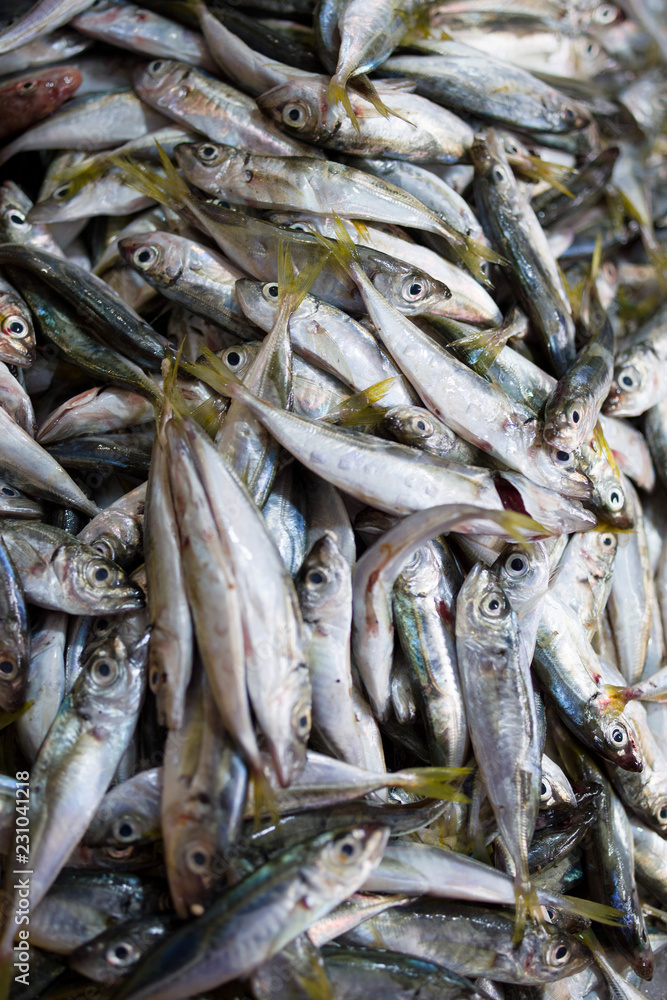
[262,282,279,301]
[593,2,619,22]
[584,40,600,56]
[3,316,28,337]
[331,831,363,866]
[548,941,571,966]
[7,210,27,227]
[657,803,667,824]
[402,275,426,302]
[132,245,158,269]
[53,184,71,201]
[610,723,628,747]
[599,532,616,549]
[19,81,37,93]
[90,656,119,687]
[481,590,508,619]
[107,940,139,966]
[92,617,112,637]
[0,656,18,679]
[617,365,640,391]
[197,144,219,162]
[606,487,623,511]
[505,552,528,578]
[416,420,427,430]
[87,561,113,586]
[288,222,309,232]
[113,818,137,841]
[149,666,161,690]
[307,569,325,585]
[0,486,16,496]
[540,777,552,803]
[564,106,577,121]
[148,60,166,76]
[292,700,311,741]
[492,166,506,182]
[185,844,210,873]
[222,347,244,370]
[282,102,307,129]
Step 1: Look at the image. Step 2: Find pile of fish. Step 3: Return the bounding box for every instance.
[0,0,665,997]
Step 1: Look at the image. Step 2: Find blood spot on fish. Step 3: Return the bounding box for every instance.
[494,475,529,517]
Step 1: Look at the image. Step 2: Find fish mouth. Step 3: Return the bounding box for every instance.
[0,340,35,366]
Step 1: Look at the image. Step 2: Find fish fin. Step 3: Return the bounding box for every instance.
[592,421,620,477]
[251,769,280,828]
[563,897,624,927]
[393,766,471,802]
[361,82,417,127]
[328,75,361,133]
[350,219,370,241]
[603,684,634,711]
[311,213,362,282]
[320,377,398,425]
[110,141,189,211]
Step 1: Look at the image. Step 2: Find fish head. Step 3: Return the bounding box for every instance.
[70,920,148,987]
[256,78,328,140]
[297,531,350,624]
[79,624,146,714]
[166,819,226,919]
[493,540,550,610]
[309,824,390,899]
[531,443,593,501]
[235,278,279,332]
[174,140,236,190]
[133,59,189,104]
[470,128,514,187]
[0,306,35,366]
[604,344,659,417]
[0,482,43,519]
[599,712,643,771]
[0,621,29,712]
[0,182,39,246]
[533,928,591,981]
[4,64,81,115]
[458,563,515,639]
[55,545,145,614]
[370,260,450,317]
[119,232,185,286]
[543,392,596,453]
[396,543,444,598]
[643,778,667,836]
[579,527,618,581]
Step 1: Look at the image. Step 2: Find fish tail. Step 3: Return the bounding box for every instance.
[513,878,542,943]
[277,239,330,312]
[328,75,361,133]
[311,212,362,281]
[522,155,574,197]
[450,322,515,375]
[393,765,471,803]
[361,81,416,128]
[190,395,228,438]
[562,896,623,926]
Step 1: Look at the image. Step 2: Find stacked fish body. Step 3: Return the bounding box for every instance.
[0,0,663,997]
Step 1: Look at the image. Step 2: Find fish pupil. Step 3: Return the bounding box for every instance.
[1,487,15,496]
[95,567,109,582]
[8,213,25,225]
[227,351,241,367]
[115,945,129,960]
[610,492,619,504]
[540,782,548,795]
[659,806,667,821]
[268,285,278,297]
[308,571,324,584]
[416,420,426,430]
[510,557,524,572]
[118,822,134,839]
[555,945,568,960]
[612,728,624,743]
[288,108,301,121]
[572,410,580,423]
[489,599,499,610]
[0,660,14,675]
[621,375,633,387]
[340,841,355,856]
[192,850,206,866]
[556,451,569,462]
[409,283,422,297]
[137,250,152,263]
[9,321,24,334]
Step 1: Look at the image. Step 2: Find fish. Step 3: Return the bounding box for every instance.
[0,63,82,140]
